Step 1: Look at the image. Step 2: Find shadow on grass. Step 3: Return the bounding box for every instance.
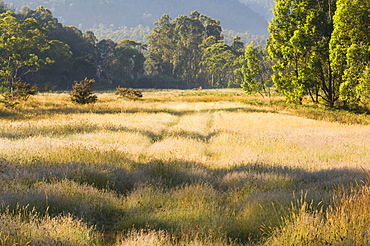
[1,155,366,200]
[0,103,277,140]
[0,103,277,120]
[0,156,366,243]
[0,122,222,143]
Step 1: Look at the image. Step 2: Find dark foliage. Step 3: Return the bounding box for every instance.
[115,87,143,99]
[11,80,38,101]
[0,80,37,108]
[136,75,189,89]
[70,78,97,104]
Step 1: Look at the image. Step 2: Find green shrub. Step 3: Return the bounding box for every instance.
[70,78,98,104]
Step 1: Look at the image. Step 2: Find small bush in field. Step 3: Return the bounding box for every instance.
[70,78,98,104]
[0,80,38,107]
[115,87,142,99]
[12,80,38,101]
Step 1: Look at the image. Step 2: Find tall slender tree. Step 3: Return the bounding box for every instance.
[146,11,222,88]
[146,14,175,77]
[109,39,145,87]
[172,13,207,86]
[235,44,272,97]
[201,42,237,88]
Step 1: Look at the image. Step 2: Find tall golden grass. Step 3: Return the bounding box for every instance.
[0,89,369,245]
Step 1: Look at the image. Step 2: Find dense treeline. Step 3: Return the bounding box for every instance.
[145,11,247,89]
[0,0,369,110]
[0,2,253,91]
[89,24,266,48]
[0,4,148,91]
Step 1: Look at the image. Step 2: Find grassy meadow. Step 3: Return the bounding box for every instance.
[0,89,369,245]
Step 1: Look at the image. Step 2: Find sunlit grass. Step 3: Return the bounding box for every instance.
[0,206,102,245]
[0,89,369,245]
[265,183,370,246]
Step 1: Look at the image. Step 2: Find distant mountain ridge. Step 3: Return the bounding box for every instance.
[239,0,274,20]
[5,0,269,35]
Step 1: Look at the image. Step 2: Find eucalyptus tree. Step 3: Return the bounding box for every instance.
[200,41,236,88]
[330,0,370,108]
[235,44,272,97]
[146,14,175,77]
[146,11,222,88]
[96,39,117,85]
[31,40,73,91]
[172,12,208,86]
[109,39,146,87]
[0,11,51,90]
[231,35,245,55]
[17,6,99,89]
[268,0,337,105]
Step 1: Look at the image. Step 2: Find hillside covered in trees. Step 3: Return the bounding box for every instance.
[0,1,264,92]
[5,0,270,36]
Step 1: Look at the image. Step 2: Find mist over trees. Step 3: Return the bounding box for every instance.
[5,0,270,35]
[0,2,252,91]
[5,0,269,51]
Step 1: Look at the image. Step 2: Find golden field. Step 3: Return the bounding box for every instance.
[0,89,369,245]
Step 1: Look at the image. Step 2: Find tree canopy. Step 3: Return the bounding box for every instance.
[0,10,51,90]
[330,0,370,108]
[0,5,247,91]
[145,11,247,89]
[266,0,369,109]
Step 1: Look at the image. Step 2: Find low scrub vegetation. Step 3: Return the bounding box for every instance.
[70,78,98,104]
[115,87,143,99]
[0,80,38,108]
[0,89,369,245]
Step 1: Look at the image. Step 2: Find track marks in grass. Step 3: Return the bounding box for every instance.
[1,96,370,245]
[0,154,367,243]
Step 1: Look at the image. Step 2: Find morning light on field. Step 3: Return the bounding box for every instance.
[0,90,369,245]
[0,0,369,244]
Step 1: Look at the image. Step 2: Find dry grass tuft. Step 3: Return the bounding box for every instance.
[0,206,102,245]
[265,182,370,246]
